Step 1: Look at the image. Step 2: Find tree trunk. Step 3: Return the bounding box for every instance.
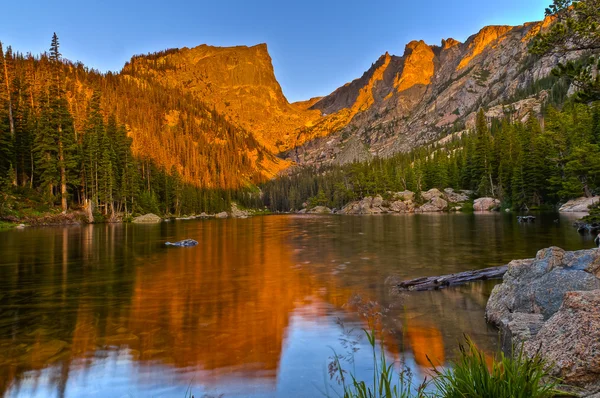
[58,134,67,213]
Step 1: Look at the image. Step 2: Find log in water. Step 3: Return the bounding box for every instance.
[396,265,508,291]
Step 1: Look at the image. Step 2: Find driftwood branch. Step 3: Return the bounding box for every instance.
[396,265,508,292]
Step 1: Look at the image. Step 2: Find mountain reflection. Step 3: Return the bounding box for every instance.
[0,213,587,397]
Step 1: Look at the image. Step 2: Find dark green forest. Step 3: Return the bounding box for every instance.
[1,0,600,221]
[0,34,263,221]
[262,102,600,212]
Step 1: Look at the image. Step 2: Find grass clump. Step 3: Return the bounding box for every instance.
[432,337,563,398]
[0,220,17,230]
[328,332,563,398]
[328,329,427,398]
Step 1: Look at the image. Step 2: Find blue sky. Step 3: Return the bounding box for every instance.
[1,0,548,102]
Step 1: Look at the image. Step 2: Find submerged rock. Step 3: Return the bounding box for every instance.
[132,213,162,224]
[517,215,536,223]
[166,239,198,247]
[473,197,500,211]
[559,196,600,213]
[486,247,600,392]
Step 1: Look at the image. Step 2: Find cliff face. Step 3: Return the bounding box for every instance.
[121,44,320,151]
[116,15,584,174]
[285,19,583,165]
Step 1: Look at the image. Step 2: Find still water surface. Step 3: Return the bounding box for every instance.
[0,213,595,397]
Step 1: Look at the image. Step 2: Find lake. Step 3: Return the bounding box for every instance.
[0,213,595,397]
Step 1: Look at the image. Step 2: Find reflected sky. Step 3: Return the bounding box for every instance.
[0,213,594,397]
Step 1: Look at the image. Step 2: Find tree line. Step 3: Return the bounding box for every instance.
[264,0,600,213]
[262,102,600,212]
[0,34,263,219]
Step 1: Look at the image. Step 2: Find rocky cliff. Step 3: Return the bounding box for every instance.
[122,44,321,152]
[116,15,589,178]
[285,17,584,165]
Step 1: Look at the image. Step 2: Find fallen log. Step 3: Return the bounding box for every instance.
[396,265,508,292]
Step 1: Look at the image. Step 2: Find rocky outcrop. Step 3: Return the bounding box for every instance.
[123,44,321,152]
[215,212,229,219]
[307,206,333,214]
[340,188,472,215]
[486,247,600,393]
[287,18,581,167]
[473,197,500,211]
[414,197,448,213]
[230,203,250,218]
[341,195,388,215]
[444,188,471,203]
[559,196,600,213]
[132,213,162,224]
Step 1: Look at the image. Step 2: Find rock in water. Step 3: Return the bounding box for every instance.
[215,212,228,219]
[596,234,600,248]
[132,213,162,224]
[165,239,198,247]
[517,216,536,223]
[307,206,333,214]
[486,246,600,393]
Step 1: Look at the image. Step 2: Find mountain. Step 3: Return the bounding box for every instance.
[0,14,582,197]
[121,44,321,152]
[284,16,580,165]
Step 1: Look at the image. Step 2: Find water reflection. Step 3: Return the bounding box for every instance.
[0,213,594,397]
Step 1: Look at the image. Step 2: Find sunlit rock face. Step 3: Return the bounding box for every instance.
[456,25,513,70]
[116,16,581,173]
[122,43,321,152]
[286,18,584,165]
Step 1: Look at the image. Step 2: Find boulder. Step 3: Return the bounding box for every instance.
[415,197,448,213]
[165,239,198,247]
[444,188,470,203]
[389,200,414,213]
[486,247,600,393]
[523,290,600,391]
[394,190,415,202]
[487,247,600,324]
[559,196,600,213]
[371,195,384,208]
[473,197,500,211]
[215,212,228,219]
[421,188,443,201]
[307,206,333,214]
[132,213,162,224]
[230,203,249,218]
[596,234,600,248]
[341,196,388,215]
